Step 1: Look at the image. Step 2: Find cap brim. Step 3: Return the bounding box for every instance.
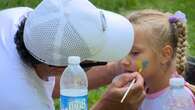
[88,9,134,62]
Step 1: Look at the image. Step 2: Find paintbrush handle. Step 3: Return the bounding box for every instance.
[120,68,142,103]
[120,78,136,103]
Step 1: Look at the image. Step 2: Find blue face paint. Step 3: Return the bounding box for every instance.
[136,59,149,72]
[126,56,149,72]
[138,60,149,73]
[142,60,149,69]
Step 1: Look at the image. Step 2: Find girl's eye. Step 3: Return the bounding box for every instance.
[131,51,140,56]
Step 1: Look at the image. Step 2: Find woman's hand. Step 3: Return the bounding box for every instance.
[91,72,145,110]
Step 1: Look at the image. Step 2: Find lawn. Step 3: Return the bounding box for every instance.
[1,0,194,109]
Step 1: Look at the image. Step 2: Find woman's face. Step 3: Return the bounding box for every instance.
[120,26,161,82]
[47,60,98,75]
[48,66,66,75]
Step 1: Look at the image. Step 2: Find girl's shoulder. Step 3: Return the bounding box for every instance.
[184,85,195,104]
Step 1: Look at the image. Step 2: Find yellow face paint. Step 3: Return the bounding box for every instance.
[126,55,149,73]
[136,59,142,72]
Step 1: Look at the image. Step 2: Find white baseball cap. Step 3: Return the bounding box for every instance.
[23,0,134,66]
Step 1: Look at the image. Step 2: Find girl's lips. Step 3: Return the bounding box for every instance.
[127,71,135,73]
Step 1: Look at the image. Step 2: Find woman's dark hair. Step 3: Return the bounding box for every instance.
[14,18,42,67]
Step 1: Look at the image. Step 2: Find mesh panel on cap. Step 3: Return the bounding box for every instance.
[28,19,60,64]
[58,22,91,64]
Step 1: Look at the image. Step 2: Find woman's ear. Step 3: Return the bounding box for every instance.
[160,45,173,65]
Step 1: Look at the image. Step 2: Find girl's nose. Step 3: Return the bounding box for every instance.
[121,56,140,72]
[120,58,131,70]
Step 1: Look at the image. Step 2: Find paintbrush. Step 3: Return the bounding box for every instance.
[120,60,148,103]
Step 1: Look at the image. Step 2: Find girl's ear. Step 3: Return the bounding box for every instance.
[160,45,174,65]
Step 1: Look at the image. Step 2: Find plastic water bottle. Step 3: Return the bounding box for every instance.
[60,56,88,110]
[166,77,194,110]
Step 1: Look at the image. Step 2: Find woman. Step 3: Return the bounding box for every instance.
[0,0,144,109]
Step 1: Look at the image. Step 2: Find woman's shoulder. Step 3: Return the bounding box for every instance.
[0,7,33,25]
[0,7,33,16]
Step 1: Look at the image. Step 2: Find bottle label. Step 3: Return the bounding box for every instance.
[60,95,88,110]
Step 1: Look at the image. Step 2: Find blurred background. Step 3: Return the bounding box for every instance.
[0,0,194,109]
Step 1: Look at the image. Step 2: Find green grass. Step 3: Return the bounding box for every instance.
[1,0,194,109]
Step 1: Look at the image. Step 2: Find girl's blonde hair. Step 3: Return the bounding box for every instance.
[128,9,187,75]
[127,9,195,94]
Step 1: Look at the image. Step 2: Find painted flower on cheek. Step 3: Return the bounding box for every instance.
[126,55,149,72]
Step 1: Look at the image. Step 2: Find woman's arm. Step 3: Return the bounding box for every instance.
[52,61,123,98]
[87,61,123,90]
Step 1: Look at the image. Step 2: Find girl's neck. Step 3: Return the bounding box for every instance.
[146,75,169,94]
[146,68,175,94]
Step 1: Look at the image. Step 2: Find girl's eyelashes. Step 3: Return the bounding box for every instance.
[131,51,140,56]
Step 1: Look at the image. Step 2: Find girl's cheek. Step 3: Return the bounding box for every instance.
[120,56,142,72]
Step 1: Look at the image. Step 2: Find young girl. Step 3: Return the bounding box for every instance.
[119,9,195,109]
